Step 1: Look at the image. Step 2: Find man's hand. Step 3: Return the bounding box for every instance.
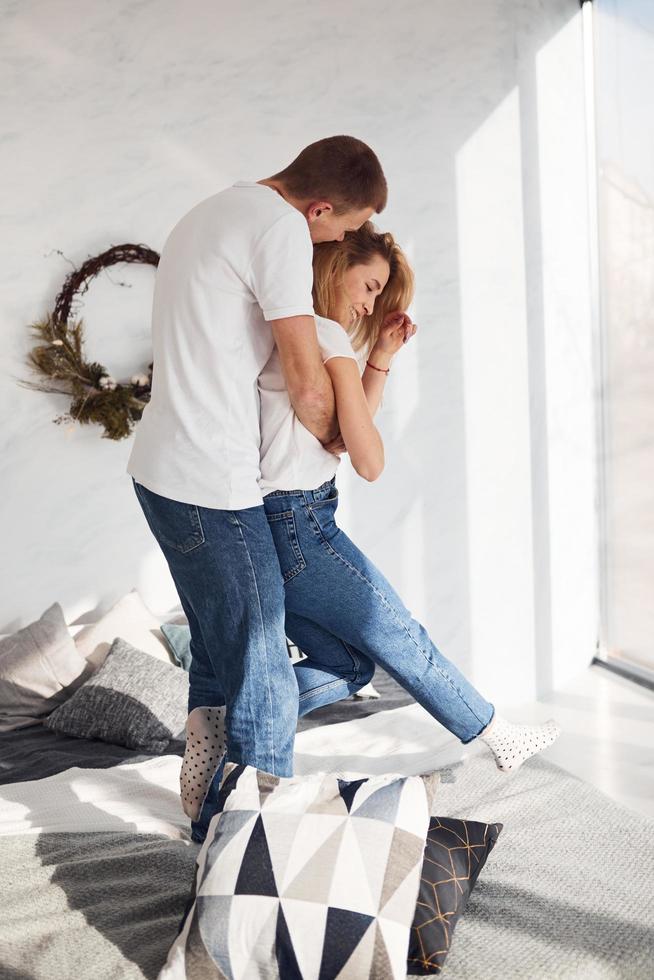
[322,432,347,456]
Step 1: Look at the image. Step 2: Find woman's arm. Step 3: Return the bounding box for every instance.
[363,311,417,417]
[361,349,393,417]
[321,312,417,456]
[323,357,384,482]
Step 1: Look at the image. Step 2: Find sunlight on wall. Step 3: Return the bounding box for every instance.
[593,0,654,675]
[456,87,536,702]
[536,8,597,688]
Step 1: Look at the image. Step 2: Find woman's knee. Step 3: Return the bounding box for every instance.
[357,657,376,687]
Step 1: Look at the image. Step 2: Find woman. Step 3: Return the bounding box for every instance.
[181,223,560,837]
[261,220,560,747]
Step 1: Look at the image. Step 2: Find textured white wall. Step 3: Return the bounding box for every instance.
[1,0,597,703]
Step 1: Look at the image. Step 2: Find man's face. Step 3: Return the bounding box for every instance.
[307,204,375,244]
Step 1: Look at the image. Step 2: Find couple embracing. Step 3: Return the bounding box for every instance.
[127,136,559,844]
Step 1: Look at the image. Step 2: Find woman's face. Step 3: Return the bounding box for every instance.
[335,255,391,327]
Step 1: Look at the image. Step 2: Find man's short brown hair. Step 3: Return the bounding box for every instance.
[271,136,387,214]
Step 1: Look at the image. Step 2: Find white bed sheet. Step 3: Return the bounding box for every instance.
[0,704,467,838]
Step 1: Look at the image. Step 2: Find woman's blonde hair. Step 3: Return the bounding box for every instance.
[312,221,415,354]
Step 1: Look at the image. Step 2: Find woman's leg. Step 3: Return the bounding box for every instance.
[265,483,493,744]
[285,611,376,717]
[265,480,560,768]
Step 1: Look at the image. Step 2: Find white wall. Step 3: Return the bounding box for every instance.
[1,0,597,703]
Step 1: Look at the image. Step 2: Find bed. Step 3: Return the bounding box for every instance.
[1,614,652,979]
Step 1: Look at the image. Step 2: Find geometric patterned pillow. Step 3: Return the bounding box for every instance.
[407,817,503,975]
[159,762,440,980]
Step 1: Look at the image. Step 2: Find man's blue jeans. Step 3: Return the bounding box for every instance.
[131,479,298,779]
[264,476,495,740]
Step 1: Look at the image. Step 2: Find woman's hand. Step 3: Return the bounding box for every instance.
[372,311,417,359]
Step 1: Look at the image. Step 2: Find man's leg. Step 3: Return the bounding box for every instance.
[171,580,225,713]
[132,479,298,775]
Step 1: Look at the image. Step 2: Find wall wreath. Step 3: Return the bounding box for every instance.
[18,243,160,441]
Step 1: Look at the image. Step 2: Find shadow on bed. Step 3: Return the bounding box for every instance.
[1,765,195,978]
[0,668,420,978]
[1,968,37,980]
[32,818,198,979]
[0,722,195,978]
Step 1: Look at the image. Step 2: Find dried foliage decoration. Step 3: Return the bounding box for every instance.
[18,243,160,440]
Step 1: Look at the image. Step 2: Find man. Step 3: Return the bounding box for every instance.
[127,136,387,841]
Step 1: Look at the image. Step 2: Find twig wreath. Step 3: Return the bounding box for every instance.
[18,243,160,440]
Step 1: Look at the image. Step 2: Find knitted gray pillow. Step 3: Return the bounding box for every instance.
[44,637,189,752]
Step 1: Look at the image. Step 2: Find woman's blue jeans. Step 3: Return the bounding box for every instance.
[263,476,494,742]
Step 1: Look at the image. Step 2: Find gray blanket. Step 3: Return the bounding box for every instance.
[1,752,652,979]
[0,831,196,980]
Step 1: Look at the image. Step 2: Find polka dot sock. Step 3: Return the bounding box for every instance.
[179,705,227,821]
[478,714,561,772]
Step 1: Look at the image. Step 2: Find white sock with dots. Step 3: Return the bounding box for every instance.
[479,714,561,772]
[180,705,227,820]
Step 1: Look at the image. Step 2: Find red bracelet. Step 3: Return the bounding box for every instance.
[366,359,390,375]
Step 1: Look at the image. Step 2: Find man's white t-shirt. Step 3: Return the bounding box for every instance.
[126,181,314,510]
[258,315,359,494]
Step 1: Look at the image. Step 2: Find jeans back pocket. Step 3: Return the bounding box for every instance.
[133,480,205,554]
[265,510,306,583]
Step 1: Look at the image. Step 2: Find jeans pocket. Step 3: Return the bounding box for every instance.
[265,510,306,582]
[307,491,339,542]
[133,481,205,554]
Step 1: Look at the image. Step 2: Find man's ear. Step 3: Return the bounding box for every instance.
[306,200,334,222]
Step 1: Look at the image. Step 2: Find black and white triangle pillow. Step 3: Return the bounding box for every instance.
[159,762,439,980]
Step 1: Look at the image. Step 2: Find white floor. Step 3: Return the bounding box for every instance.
[491,663,654,819]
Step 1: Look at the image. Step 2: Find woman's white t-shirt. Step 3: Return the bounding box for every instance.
[126,181,314,510]
[258,315,360,494]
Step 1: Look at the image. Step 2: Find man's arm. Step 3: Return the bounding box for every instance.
[271,315,339,444]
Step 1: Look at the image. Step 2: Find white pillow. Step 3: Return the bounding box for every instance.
[74,590,177,669]
[0,602,93,731]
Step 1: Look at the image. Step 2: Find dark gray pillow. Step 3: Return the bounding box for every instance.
[44,637,189,752]
[408,817,503,974]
